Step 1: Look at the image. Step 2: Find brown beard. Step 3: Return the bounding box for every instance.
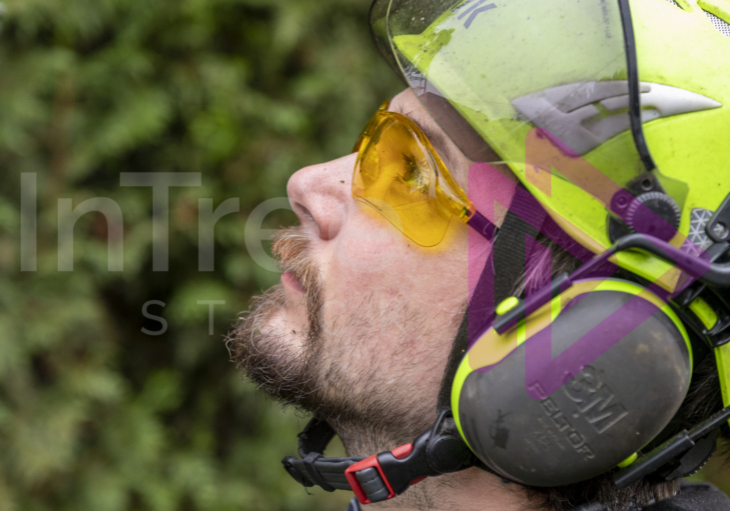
[227,226,327,411]
[227,226,440,452]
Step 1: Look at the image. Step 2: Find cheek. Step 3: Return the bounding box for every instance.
[314,212,471,395]
[319,210,470,335]
[328,211,409,283]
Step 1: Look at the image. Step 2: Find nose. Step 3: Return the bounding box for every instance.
[287,152,356,240]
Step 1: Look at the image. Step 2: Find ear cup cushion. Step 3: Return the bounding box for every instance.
[457,289,691,487]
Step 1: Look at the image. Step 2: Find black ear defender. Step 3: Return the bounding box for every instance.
[451,277,693,486]
[451,231,730,488]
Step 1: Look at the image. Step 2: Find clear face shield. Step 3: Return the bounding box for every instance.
[368,0,694,265]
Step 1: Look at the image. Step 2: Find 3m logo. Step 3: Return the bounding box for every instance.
[528,382,595,461]
[563,367,628,434]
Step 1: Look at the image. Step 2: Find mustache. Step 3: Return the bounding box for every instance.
[271,226,323,337]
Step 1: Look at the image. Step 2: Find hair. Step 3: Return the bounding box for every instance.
[515,233,728,511]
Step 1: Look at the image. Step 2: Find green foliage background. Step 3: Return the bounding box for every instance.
[1,0,729,510]
[0,0,400,509]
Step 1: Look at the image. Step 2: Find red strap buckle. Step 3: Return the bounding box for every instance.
[344,444,414,505]
[345,455,394,505]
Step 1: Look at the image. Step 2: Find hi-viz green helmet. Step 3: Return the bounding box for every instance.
[282,0,730,504]
[370,0,730,266]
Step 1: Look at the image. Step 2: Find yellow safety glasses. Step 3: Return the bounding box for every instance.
[352,101,494,247]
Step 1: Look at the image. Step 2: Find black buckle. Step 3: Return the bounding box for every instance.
[344,410,476,505]
[282,411,475,505]
[344,441,422,504]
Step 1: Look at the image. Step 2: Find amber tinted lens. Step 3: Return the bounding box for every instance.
[353,111,469,247]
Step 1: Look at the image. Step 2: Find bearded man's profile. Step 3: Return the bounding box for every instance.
[227,1,730,510]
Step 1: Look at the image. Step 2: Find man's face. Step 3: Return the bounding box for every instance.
[230,89,489,451]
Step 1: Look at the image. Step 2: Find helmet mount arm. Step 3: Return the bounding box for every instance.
[494,232,730,336]
[281,410,476,505]
[614,403,730,487]
[707,192,730,244]
[613,234,730,288]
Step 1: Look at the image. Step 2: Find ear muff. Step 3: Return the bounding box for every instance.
[451,278,692,487]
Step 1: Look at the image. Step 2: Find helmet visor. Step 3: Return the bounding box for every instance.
[370,0,690,266]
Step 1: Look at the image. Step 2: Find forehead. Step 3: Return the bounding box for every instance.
[387,89,471,190]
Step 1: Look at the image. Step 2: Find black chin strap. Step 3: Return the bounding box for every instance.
[438,208,542,412]
[282,418,358,492]
[436,312,471,413]
[282,410,475,504]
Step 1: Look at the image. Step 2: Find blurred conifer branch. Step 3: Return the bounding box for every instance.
[0,0,400,509]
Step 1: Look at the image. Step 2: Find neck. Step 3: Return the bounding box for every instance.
[334,422,538,511]
[376,469,538,511]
